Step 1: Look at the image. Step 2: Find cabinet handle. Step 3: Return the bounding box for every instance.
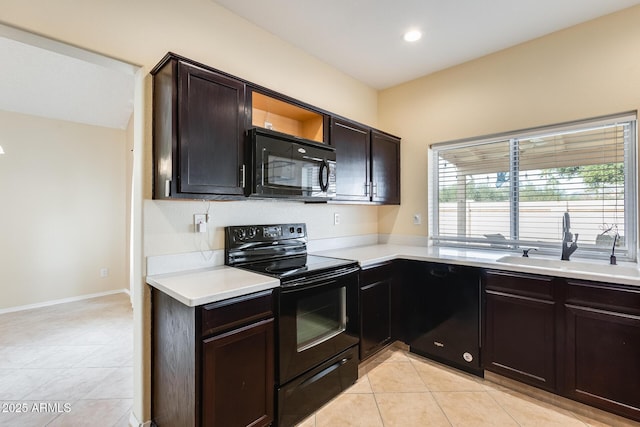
[372,182,378,197]
[240,165,246,188]
[364,182,369,196]
[336,122,368,135]
[164,179,171,197]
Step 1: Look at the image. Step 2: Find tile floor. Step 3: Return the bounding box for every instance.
[0,293,132,427]
[296,346,640,427]
[1,294,638,427]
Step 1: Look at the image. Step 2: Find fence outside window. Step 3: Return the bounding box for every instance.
[430,112,637,261]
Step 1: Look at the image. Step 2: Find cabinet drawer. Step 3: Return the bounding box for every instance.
[566,280,640,316]
[485,270,555,300]
[201,290,273,337]
[361,261,395,286]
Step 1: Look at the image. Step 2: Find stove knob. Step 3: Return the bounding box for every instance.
[289,226,295,234]
[297,227,303,234]
[248,227,257,238]
[234,228,247,240]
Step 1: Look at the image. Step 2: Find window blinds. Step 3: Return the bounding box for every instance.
[431,113,636,260]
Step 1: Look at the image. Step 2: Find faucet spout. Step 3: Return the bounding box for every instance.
[561,212,578,261]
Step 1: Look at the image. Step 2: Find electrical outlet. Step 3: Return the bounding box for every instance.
[100,268,109,278]
[413,213,422,225]
[194,214,207,233]
[334,213,341,225]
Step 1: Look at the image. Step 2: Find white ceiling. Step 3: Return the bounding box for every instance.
[1,1,638,130]
[214,0,640,89]
[0,25,137,130]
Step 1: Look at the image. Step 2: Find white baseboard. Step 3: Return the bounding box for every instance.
[129,412,153,427]
[0,289,129,314]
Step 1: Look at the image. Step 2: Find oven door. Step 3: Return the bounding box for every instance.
[277,267,359,384]
[250,128,336,200]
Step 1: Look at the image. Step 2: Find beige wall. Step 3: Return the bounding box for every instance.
[0,110,128,309]
[3,0,381,251]
[378,5,640,237]
[2,0,377,127]
[7,1,640,424]
[2,0,379,423]
[145,200,378,256]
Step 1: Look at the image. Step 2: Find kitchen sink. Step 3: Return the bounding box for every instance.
[495,255,640,278]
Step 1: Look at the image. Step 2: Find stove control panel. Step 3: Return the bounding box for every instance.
[225,223,309,265]
[227,223,307,243]
[262,225,282,238]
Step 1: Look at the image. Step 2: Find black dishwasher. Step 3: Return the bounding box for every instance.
[405,261,482,376]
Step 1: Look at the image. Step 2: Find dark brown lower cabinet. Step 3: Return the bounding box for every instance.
[484,271,640,422]
[202,319,274,427]
[359,262,396,360]
[152,289,274,427]
[564,280,640,421]
[483,271,557,392]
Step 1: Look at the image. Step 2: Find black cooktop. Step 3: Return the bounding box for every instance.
[235,254,358,279]
[224,223,359,281]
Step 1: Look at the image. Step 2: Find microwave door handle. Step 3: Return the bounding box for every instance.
[319,160,329,192]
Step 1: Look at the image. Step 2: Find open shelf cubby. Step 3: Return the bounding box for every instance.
[251,91,325,142]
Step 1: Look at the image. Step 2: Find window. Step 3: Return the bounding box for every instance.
[430,112,637,261]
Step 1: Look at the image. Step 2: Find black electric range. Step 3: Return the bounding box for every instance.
[224,223,360,427]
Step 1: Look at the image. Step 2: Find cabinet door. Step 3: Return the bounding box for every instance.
[360,279,391,360]
[484,290,556,391]
[330,118,370,201]
[565,306,640,421]
[564,281,640,421]
[371,130,400,204]
[178,62,246,196]
[201,318,274,427]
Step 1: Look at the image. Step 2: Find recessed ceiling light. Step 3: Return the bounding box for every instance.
[403,30,422,42]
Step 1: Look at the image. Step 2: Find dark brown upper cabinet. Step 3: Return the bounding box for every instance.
[151,52,400,203]
[330,118,370,201]
[151,54,247,199]
[330,118,401,205]
[371,130,401,204]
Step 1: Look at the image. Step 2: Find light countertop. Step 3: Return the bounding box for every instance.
[146,265,279,307]
[313,244,640,287]
[147,244,640,307]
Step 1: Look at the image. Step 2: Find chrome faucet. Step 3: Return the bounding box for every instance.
[561,212,579,261]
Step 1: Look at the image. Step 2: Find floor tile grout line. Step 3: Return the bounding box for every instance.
[483,387,525,427]
[484,386,592,427]
[0,293,133,425]
[428,391,455,427]
[371,388,386,427]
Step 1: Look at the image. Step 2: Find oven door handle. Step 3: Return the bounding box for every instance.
[280,265,360,291]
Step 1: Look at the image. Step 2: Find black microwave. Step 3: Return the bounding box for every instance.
[246,128,336,201]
